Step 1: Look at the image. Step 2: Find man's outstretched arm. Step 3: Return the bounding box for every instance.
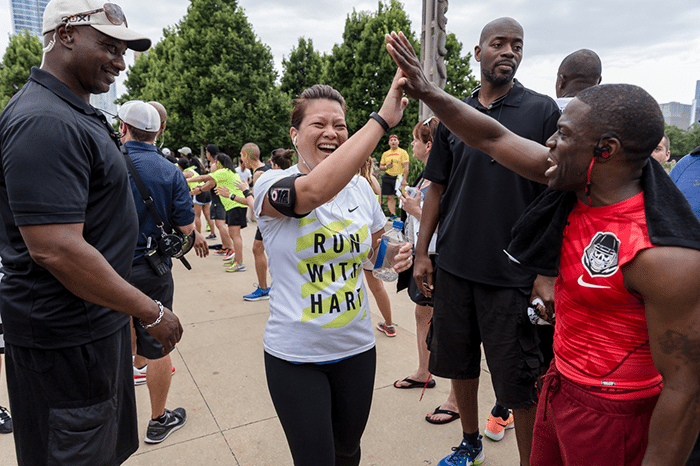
[625,246,700,465]
[385,31,551,184]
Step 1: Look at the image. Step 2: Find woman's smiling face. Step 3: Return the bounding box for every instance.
[291,99,348,172]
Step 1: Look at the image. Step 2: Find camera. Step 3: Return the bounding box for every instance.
[157,233,183,258]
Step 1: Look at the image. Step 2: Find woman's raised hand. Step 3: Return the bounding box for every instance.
[376,67,410,130]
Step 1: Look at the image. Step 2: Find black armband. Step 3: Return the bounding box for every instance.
[267,173,308,218]
[242,189,252,198]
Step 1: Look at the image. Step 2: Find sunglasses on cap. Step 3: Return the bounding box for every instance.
[62,3,128,28]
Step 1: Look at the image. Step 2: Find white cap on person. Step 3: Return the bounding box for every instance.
[178,147,192,156]
[42,0,151,52]
[118,100,161,132]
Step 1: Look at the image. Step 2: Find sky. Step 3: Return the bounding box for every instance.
[1,0,699,106]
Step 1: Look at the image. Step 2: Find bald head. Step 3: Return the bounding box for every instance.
[479,17,523,46]
[556,49,602,98]
[148,101,167,137]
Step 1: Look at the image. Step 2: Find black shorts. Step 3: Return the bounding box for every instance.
[210,198,226,220]
[129,260,175,360]
[194,190,212,205]
[255,227,263,241]
[381,175,397,196]
[5,323,138,465]
[427,266,542,409]
[225,206,247,228]
[0,322,4,354]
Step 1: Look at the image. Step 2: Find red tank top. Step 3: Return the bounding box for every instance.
[554,192,662,398]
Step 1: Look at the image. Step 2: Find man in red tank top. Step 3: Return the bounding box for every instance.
[387,32,700,466]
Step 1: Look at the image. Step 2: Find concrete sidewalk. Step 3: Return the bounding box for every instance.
[0,221,520,465]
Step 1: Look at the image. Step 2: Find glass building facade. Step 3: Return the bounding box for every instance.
[10,0,50,37]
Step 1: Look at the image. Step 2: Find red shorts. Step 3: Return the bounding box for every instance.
[531,362,659,466]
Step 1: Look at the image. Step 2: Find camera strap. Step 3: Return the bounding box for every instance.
[121,144,168,235]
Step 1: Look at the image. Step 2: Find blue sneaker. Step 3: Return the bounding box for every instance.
[244,285,270,301]
[438,436,484,466]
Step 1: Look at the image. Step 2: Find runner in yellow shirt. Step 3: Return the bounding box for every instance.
[379,135,409,219]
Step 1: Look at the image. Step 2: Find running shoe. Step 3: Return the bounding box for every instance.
[226,263,246,273]
[438,436,484,466]
[244,285,270,301]
[376,321,396,337]
[214,248,232,256]
[134,364,176,386]
[145,408,187,444]
[484,410,514,441]
[0,406,12,434]
[205,234,216,240]
[222,250,236,261]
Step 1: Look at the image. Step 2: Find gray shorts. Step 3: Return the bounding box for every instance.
[428,266,542,409]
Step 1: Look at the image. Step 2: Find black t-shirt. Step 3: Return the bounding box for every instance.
[424,79,560,287]
[0,68,139,349]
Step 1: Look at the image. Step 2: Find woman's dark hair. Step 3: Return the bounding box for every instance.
[165,155,177,164]
[413,116,440,144]
[215,153,234,171]
[177,158,189,170]
[270,148,295,169]
[290,84,347,130]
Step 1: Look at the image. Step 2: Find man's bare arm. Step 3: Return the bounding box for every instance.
[20,223,183,353]
[625,246,700,465]
[413,181,444,296]
[385,31,550,184]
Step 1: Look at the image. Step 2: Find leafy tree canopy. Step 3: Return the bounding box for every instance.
[121,0,292,157]
[323,0,419,161]
[666,123,700,158]
[0,30,43,110]
[280,37,325,98]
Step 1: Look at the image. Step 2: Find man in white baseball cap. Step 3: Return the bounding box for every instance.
[42,0,150,52]
[118,99,161,133]
[0,1,183,465]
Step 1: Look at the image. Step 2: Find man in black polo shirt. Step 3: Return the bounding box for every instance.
[398,18,559,466]
[0,0,183,464]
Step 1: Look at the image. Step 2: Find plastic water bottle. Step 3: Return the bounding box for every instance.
[372,220,404,282]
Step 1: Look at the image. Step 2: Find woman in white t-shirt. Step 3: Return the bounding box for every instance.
[253,76,410,465]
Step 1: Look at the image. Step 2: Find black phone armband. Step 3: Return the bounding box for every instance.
[267,173,308,218]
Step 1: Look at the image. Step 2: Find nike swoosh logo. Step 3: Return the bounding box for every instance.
[577,275,611,289]
[349,206,359,212]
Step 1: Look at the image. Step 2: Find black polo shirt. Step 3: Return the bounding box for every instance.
[424,79,560,287]
[0,67,139,349]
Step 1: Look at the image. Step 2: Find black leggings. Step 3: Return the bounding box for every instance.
[264,347,376,466]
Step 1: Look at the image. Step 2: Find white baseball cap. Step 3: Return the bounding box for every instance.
[178,147,192,156]
[42,0,151,52]
[162,148,172,156]
[118,100,161,132]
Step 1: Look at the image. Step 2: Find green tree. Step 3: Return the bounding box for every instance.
[121,0,292,155]
[666,123,700,158]
[280,37,325,97]
[0,30,43,110]
[324,0,420,159]
[443,33,479,101]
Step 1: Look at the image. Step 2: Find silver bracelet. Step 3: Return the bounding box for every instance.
[140,300,165,329]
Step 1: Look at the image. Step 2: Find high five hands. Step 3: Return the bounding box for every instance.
[385,31,434,101]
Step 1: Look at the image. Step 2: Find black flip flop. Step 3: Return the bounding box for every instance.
[393,377,436,389]
[425,406,460,425]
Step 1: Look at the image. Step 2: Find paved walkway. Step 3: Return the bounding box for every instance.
[0,220,519,465]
